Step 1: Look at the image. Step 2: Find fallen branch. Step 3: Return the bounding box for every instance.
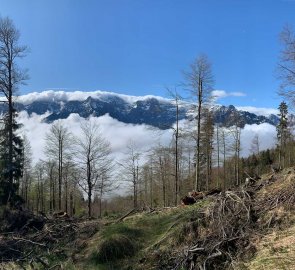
[116,208,137,222]
[13,237,46,247]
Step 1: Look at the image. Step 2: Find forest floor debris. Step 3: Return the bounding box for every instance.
[2,167,295,269]
[0,213,102,269]
[93,167,295,270]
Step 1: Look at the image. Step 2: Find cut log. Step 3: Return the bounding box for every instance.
[204,189,221,196]
[52,211,69,219]
[181,196,196,205]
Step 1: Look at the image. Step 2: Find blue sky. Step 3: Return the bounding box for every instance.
[1,0,295,108]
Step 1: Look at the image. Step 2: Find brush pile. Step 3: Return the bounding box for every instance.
[0,209,100,269]
[160,169,295,270]
[171,190,256,270]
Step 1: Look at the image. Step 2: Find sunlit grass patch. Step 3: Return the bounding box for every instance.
[95,234,137,263]
[246,225,295,270]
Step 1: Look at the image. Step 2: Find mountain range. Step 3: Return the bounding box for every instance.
[0,91,280,129]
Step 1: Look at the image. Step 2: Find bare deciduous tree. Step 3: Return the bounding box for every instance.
[75,121,112,218]
[96,169,115,217]
[20,134,32,206]
[278,25,295,104]
[220,127,230,189]
[230,124,242,186]
[34,161,45,213]
[43,159,57,213]
[201,107,214,191]
[45,121,72,210]
[184,54,214,191]
[119,141,141,209]
[167,88,182,205]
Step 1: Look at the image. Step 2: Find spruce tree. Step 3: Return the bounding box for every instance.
[0,109,24,205]
[0,17,28,206]
[277,101,289,168]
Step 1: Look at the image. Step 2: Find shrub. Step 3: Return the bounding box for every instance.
[96,234,137,263]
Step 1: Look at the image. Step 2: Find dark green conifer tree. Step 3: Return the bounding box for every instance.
[0,109,24,205]
[277,101,289,168]
[0,17,28,206]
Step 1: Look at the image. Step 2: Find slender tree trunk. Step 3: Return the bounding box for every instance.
[88,188,92,218]
[99,189,103,218]
[188,148,191,176]
[25,181,28,206]
[222,131,226,190]
[41,182,44,213]
[70,191,74,217]
[216,125,220,188]
[8,91,13,203]
[159,156,166,207]
[49,175,53,213]
[53,177,56,211]
[175,102,179,205]
[87,158,92,218]
[207,146,211,191]
[133,164,138,208]
[196,79,202,191]
[150,165,153,208]
[144,168,148,206]
[58,141,63,210]
[65,177,68,213]
[237,129,241,185]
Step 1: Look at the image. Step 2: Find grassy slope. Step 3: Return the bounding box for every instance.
[246,224,295,270]
[245,169,295,270]
[4,168,295,269]
[65,200,210,270]
[68,167,295,270]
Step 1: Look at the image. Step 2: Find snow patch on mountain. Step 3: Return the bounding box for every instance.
[15,90,171,105]
[7,90,280,165]
[236,106,278,117]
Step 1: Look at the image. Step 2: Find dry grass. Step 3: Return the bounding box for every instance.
[246,224,295,270]
[243,168,295,270]
[72,169,295,269]
[5,167,295,270]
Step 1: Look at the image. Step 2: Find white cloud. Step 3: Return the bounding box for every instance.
[211,90,246,101]
[17,112,173,165]
[240,123,277,157]
[14,90,171,105]
[17,111,50,163]
[16,111,279,197]
[236,106,278,117]
[17,111,277,164]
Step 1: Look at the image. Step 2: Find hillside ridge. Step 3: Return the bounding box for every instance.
[1,167,295,269]
[65,167,295,269]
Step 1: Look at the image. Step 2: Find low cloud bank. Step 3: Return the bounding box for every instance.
[236,106,278,117]
[17,112,172,164]
[14,90,170,106]
[17,113,277,165]
[240,123,277,156]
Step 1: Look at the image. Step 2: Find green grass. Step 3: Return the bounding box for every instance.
[85,201,209,270]
[95,234,137,263]
[101,223,143,240]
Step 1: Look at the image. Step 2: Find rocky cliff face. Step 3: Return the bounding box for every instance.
[1,91,279,129]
